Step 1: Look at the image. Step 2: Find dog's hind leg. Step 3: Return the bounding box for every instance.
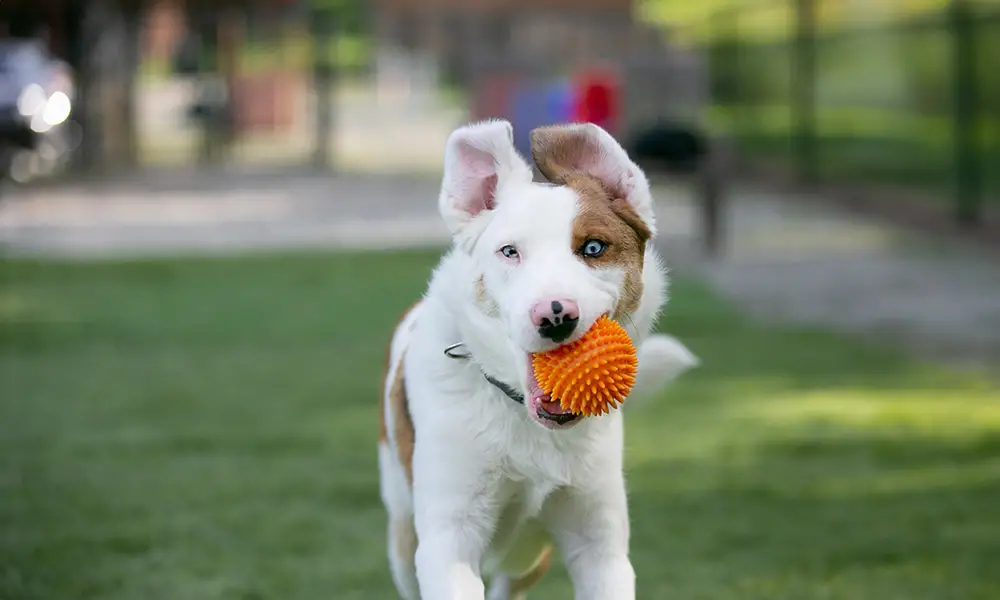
[380,442,420,599]
[486,575,519,600]
[379,303,423,598]
[387,515,420,600]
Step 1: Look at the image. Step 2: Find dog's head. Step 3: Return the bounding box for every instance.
[439,119,658,430]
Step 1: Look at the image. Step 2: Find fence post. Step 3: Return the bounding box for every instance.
[72,0,109,173]
[701,8,739,259]
[792,0,818,183]
[120,2,140,169]
[711,7,742,132]
[950,0,981,226]
[311,5,336,171]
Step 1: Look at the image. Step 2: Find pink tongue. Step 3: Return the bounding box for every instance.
[539,397,573,415]
[528,361,574,415]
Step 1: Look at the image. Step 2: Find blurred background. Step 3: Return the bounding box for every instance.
[1,0,999,599]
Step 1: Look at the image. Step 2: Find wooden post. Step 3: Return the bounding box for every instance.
[700,136,730,258]
[119,0,141,168]
[311,4,336,170]
[792,0,817,183]
[950,0,981,226]
[216,3,242,158]
[70,0,105,173]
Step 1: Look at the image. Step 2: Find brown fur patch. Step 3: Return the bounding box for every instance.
[391,517,418,567]
[509,544,554,595]
[379,303,421,483]
[388,354,415,485]
[378,350,391,443]
[474,275,500,317]
[565,174,650,318]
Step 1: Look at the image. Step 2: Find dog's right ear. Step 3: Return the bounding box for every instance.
[438,119,532,236]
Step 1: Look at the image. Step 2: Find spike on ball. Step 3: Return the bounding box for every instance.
[531,315,638,417]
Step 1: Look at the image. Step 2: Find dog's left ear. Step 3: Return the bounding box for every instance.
[439,119,533,237]
[531,123,656,236]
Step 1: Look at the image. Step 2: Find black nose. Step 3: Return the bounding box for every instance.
[537,314,579,343]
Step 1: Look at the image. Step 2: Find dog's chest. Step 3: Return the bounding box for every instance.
[479,433,591,572]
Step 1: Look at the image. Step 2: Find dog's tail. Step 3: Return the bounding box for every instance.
[626,333,699,410]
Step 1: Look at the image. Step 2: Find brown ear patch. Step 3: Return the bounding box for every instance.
[530,126,596,186]
[566,174,649,319]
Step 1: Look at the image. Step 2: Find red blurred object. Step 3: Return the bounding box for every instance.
[471,73,523,122]
[572,66,620,136]
[232,72,301,134]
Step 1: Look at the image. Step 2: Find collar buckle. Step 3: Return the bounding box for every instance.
[442,342,525,405]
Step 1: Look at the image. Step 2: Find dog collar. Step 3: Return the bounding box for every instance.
[443,343,526,405]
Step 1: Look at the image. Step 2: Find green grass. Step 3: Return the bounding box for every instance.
[2,250,999,599]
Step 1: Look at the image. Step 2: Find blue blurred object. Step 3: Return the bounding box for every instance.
[511,82,546,160]
[511,79,576,163]
[546,79,575,124]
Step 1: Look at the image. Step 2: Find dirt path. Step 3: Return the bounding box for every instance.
[659,186,1000,375]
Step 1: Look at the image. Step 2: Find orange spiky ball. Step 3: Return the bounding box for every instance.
[531,315,638,417]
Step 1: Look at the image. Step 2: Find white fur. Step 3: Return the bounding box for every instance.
[379,120,697,599]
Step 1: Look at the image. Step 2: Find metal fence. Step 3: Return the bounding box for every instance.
[681,0,999,225]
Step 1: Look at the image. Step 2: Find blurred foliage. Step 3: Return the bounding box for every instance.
[643,0,1000,200]
[307,0,366,36]
[704,8,1000,115]
[640,0,956,34]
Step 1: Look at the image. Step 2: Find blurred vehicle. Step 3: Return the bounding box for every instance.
[0,35,78,187]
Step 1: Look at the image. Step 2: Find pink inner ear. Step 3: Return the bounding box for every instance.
[479,174,498,211]
[456,143,499,216]
[570,137,632,198]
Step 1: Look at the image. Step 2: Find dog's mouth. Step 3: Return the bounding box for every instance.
[526,359,582,429]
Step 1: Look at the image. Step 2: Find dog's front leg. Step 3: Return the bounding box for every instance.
[412,450,500,600]
[544,481,635,600]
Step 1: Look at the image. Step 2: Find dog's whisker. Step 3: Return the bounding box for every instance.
[622,312,638,333]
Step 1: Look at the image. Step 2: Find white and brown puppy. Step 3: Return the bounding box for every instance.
[378,120,697,600]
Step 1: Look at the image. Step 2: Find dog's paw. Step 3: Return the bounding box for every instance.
[627,334,699,407]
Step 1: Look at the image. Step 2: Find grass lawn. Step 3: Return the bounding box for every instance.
[2,249,999,599]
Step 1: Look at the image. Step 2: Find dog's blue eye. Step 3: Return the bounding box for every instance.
[499,245,519,259]
[581,239,608,258]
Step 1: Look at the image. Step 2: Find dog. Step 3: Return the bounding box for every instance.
[378,120,697,600]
